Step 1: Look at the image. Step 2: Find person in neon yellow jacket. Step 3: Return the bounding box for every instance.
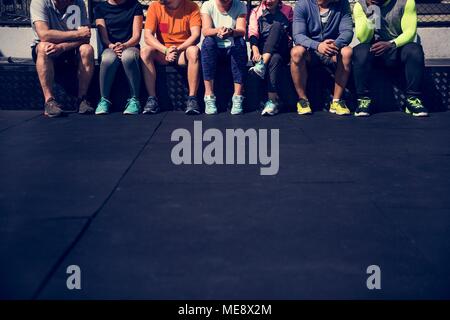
[352,0,428,117]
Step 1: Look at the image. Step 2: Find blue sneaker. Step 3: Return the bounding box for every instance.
[123,97,141,115]
[249,60,266,79]
[231,95,244,115]
[204,95,218,115]
[261,99,279,116]
[95,97,111,115]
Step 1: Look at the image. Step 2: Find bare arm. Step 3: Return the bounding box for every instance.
[201,13,219,37]
[34,20,89,43]
[177,26,201,52]
[144,29,167,54]
[232,15,246,38]
[95,18,113,48]
[123,15,144,48]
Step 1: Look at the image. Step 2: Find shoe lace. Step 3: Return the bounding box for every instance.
[358,98,371,109]
[299,99,310,108]
[205,98,215,109]
[407,97,423,108]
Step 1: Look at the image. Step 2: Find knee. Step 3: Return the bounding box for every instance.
[202,36,216,48]
[121,48,139,65]
[79,44,94,60]
[269,53,283,67]
[186,45,200,63]
[340,46,352,63]
[36,42,51,57]
[140,45,157,61]
[403,43,424,62]
[290,45,306,64]
[352,43,371,64]
[101,49,119,66]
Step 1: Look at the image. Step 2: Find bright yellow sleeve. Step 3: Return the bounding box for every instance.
[353,2,374,44]
[393,0,417,47]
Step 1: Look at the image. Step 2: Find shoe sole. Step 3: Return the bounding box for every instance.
[354,112,370,117]
[142,110,159,115]
[95,111,109,115]
[186,109,201,115]
[231,110,243,115]
[204,110,217,115]
[297,110,312,115]
[330,109,350,115]
[261,109,279,116]
[44,111,63,118]
[123,111,139,115]
[405,108,428,117]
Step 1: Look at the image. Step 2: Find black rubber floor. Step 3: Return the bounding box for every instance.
[1,110,450,299]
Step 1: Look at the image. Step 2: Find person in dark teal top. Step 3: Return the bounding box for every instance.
[352,0,428,117]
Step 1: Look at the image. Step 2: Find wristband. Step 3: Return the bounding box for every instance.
[164,47,168,55]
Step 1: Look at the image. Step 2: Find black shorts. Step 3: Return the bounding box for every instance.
[31,44,79,67]
[307,49,336,68]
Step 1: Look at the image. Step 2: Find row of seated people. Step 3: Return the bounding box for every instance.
[30,0,428,117]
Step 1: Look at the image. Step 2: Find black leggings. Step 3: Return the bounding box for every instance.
[259,22,290,94]
[352,42,425,98]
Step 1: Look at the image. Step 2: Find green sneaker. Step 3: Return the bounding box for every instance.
[231,95,244,115]
[95,97,111,115]
[123,97,141,115]
[405,96,428,117]
[261,99,279,116]
[249,60,266,79]
[355,97,371,117]
[204,95,218,115]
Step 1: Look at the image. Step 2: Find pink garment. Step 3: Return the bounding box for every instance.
[248,2,294,39]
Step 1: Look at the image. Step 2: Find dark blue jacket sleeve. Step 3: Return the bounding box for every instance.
[292,1,320,50]
[334,0,354,48]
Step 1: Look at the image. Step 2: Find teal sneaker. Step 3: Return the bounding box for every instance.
[405,96,428,117]
[261,99,279,116]
[123,97,141,115]
[95,97,111,115]
[204,95,218,115]
[249,60,266,79]
[231,95,244,115]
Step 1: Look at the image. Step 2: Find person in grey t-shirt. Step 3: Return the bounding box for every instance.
[30,0,95,117]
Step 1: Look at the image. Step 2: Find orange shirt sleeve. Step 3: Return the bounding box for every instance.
[189,2,201,28]
[144,2,158,32]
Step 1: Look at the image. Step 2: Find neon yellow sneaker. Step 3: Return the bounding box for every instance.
[329,100,351,115]
[297,98,312,115]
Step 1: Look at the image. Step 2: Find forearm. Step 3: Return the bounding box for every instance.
[203,27,219,37]
[60,40,88,51]
[177,35,199,52]
[39,29,82,43]
[232,28,246,38]
[145,33,167,53]
[123,35,141,48]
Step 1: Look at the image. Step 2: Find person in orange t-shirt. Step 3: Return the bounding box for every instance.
[141,0,202,115]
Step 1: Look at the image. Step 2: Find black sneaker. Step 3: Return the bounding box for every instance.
[143,96,160,114]
[185,96,201,115]
[78,97,94,114]
[44,97,64,118]
[405,96,428,117]
[354,97,371,117]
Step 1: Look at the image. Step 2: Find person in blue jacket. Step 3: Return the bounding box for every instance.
[290,0,353,116]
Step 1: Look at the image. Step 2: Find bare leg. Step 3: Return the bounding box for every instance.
[35,42,55,102]
[141,46,166,97]
[77,44,94,98]
[234,83,243,96]
[290,46,308,100]
[179,46,200,96]
[333,46,352,100]
[204,79,214,96]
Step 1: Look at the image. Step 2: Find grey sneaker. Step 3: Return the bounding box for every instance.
[185,96,201,115]
[44,97,64,118]
[143,96,160,114]
[78,98,94,114]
